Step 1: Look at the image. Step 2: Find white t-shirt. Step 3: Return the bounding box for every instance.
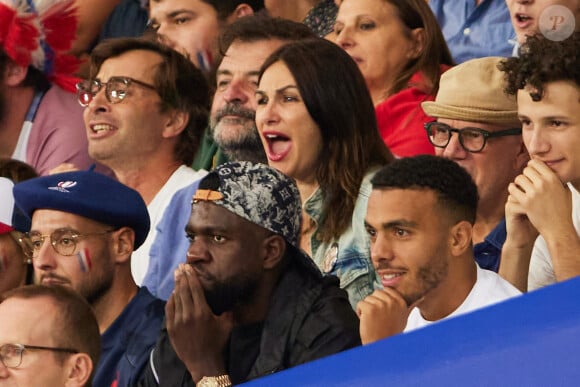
[131,165,207,285]
[528,183,580,291]
[404,265,521,332]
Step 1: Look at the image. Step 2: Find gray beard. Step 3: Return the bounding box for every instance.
[222,140,267,164]
[210,123,267,164]
[210,103,268,164]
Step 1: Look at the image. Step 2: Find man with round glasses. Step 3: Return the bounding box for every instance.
[422,56,529,273]
[75,37,210,287]
[13,170,165,387]
[0,284,100,386]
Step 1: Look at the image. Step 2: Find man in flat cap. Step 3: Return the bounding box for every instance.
[422,56,529,273]
[13,170,165,387]
[139,161,360,387]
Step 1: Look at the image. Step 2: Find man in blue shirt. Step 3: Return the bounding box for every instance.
[421,56,528,271]
[430,0,516,63]
[14,170,165,387]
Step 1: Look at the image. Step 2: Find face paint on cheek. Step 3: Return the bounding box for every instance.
[76,248,92,272]
[196,49,213,73]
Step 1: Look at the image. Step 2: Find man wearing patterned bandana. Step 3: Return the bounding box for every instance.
[139,161,360,387]
[0,0,95,175]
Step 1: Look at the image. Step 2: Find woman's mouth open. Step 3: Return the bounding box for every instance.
[263,131,292,162]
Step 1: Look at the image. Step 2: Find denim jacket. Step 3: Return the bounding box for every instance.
[304,169,380,309]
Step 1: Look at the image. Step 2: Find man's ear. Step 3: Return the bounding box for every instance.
[262,234,286,270]
[449,220,472,257]
[111,227,134,264]
[225,3,254,23]
[64,353,92,387]
[407,28,426,60]
[2,61,28,87]
[162,109,189,139]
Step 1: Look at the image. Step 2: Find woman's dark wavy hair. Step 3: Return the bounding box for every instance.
[259,38,394,243]
[381,0,454,96]
[499,32,580,101]
[89,37,209,166]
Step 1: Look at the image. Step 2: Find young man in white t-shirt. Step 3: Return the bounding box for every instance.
[359,155,520,344]
[498,32,580,291]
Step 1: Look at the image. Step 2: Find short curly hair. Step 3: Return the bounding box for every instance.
[498,32,580,101]
[371,155,478,224]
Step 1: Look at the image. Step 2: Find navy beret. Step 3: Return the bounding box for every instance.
[13,170,150,249]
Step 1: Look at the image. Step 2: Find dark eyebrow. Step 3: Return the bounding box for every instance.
[542,115,569,121]
[365,219,418,231]
[216,69,232,76]
[383,220,418,229]
[255,85,299,96]
[29,227,80,235]
[167,9,195,18]
[185,224,229,235]
[216,69,261,78]
[275,85,299,93]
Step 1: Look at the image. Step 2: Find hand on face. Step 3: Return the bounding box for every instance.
[356,287,422,345]
[166,263,233,381]
[506,159,573,244]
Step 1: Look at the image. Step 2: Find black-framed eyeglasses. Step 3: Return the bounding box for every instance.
[0,343,78,369]
[26,228,115,257]
[424,122,522,153]
[76,76,158,107]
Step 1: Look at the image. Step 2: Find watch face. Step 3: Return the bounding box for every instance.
[197,375,231,387]
[198,378,218,387]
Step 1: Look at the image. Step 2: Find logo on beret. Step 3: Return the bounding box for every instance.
[48,181,77,193]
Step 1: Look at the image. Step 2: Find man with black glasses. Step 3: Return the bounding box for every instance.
[74,37,210,287]
[13,170,165,387]
[422,57,529,273]
[0,285,100,386]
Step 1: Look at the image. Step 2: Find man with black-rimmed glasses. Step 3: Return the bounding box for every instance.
[13,169,165,387]
[0,285,100,386]
[421,56,529,273]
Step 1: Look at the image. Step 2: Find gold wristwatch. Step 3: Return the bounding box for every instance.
[196,375,232,387]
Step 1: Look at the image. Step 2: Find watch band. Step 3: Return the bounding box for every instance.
[196,374,232,387]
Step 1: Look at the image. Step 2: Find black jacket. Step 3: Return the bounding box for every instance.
[137,256,361,386]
